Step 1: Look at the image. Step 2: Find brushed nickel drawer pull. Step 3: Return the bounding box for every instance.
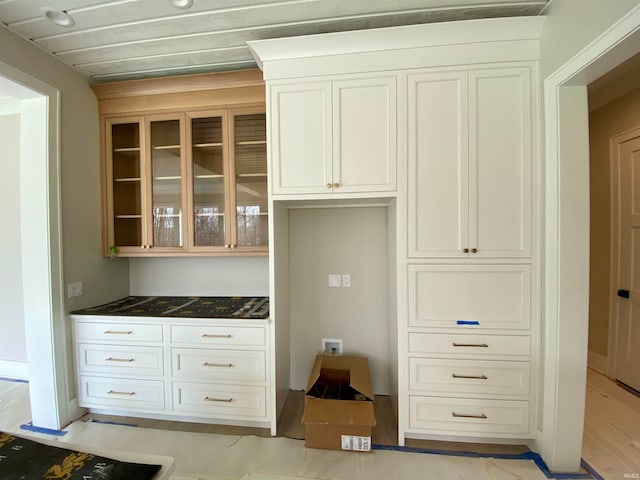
[452,373,488,380]
[107,390,135,396]
[106,357,135,363]
[204,396,233,403]
[203,362,233,368]
[103,330,133,335]
[452,412,487,419]
[452,342,489,348]
[201,334,232,338]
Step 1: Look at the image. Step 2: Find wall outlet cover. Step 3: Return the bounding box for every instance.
[322,337,343,355]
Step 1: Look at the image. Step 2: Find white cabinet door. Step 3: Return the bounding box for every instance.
[409,66,532,258]
[333,76,396,193]
[469,67,531,257]
[408,71,469,257]
[270,82,332,194]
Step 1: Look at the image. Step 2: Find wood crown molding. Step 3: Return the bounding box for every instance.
[91,68,264,100]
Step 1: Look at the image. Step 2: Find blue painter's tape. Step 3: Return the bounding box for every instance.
[371,445,600,479]
[0,377,28,383]
[89,418,137,427]
[20,422,67,436]
[457,320,480,325]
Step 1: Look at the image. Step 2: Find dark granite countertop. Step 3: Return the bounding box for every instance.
[71,296,269,319]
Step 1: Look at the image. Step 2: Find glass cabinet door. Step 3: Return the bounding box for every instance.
[189,113,227,248]
[232,111,268,249]
[109,119,143,248]
[149,116,185,249]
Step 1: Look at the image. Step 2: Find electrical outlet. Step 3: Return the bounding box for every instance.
[322,338,343,355]
[342,274,351,287]
[67,281,83,298]
[328,274,341,287]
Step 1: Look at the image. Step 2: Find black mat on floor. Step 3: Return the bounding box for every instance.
[0,431,160,480]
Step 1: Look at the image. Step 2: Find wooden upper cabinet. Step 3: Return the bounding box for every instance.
[94,70,267,257]
[408,65,532,259]
[269,75,397,196]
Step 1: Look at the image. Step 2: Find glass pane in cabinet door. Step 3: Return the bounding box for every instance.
[111,122,142,246]
[192,116,226,247]
[150,119,183,247]
[234,113,268,247]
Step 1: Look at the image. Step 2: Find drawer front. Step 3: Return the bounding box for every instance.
[172,349,266,382]
[78,344,163,377]
[170,325,265,347]
[76,321,163,343]
[409,333,530,358]
[79,376,164,411]
[409,358,530,396]
[409,265,530,330]
[172,382,266,419]
[409,396,530,435]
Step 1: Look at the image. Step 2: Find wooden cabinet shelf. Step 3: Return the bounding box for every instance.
[93,70,267,257]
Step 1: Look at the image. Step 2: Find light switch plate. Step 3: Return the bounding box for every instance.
[67,281,83,298]
[328,274,341,287]
[342,274,351,287]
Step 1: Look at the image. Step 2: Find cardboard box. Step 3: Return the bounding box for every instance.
[302,354,376,451]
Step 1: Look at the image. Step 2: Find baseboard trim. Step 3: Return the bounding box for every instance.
[588,351,607,374]
[0,360,28,380]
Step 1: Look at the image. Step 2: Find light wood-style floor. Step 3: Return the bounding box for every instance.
[582,368,640,479]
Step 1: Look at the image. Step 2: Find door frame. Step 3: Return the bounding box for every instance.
[607,127,640,378]
[0,60,69,430]
[539,4,640,472]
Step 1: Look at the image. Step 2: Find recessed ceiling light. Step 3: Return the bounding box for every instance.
[40,7,75,27]
[169,0,194,9]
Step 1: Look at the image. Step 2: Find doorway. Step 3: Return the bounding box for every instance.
[0,63,69,430]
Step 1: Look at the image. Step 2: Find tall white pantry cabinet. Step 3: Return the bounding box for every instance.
[248,17,543,445]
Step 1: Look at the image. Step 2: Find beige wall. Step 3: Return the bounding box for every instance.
[288,207,390,394]
[588,85,640,357]
[540,0,640,78]
[0,113,26,364]
[0,27,129,396]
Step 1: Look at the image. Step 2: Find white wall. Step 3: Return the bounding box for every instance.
[0,113,26,365]
[130,257,269,296]
[288,207,389,394]
[540,0,640,78]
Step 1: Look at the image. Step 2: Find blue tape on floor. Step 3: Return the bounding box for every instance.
[371,444,600,479]
[20,422,67,436]
[88,418,138,427]
[0,377,28,383]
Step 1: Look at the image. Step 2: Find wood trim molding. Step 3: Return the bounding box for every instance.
[91,68,264,100]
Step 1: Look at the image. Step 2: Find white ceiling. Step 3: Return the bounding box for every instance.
[0,0,549,84]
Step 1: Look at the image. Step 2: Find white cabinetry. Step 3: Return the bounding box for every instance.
[270,75,396,195]
[73,315,271,429]
[408,66,531,258]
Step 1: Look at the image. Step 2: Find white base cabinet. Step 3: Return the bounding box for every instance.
[72,315,271,430]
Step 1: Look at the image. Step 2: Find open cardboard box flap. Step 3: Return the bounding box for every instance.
[304,354,375,401]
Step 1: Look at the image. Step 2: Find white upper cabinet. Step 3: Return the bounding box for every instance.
[270,75,397,195]
[408,66,532,258]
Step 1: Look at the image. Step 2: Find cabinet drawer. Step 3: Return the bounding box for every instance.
[172,382,266,419]
[78,344,163,376]
[172,348,265,382]
[409,333,530,358]
[170,325,265,347]
[409,358,530,396]
[409,265,530,330]
[79,376,164,411]
[409,396,529,435]
[76,321,163,343]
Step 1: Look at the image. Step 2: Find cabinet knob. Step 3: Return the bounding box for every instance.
[326,183,332,188]
[230,244,236,250]
[463,248,469,253]
[471,248,478,254]
[224,244,230,249]
[333,182,340,188]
